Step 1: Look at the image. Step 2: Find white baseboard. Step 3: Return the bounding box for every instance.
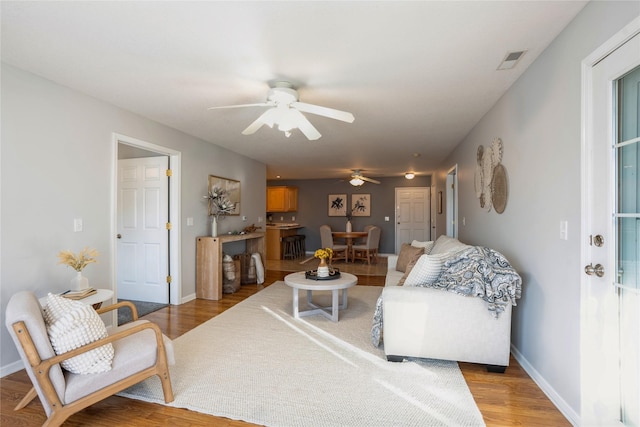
[1,359,25,378]
[510,345,580,426]
[181,292,196,304]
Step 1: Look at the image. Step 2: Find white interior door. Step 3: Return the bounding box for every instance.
[582,31,639,426]
[117,157,169,303]
[395,187,431,252]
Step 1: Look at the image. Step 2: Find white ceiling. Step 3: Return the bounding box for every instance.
[1,1,587,181]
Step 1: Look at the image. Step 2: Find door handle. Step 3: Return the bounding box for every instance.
[584,263,604,277]
[117,234,122,239]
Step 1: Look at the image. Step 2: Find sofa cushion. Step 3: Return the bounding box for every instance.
[403,253,449,286]
[397,254,423,286]
[396,243,424,273]
[411,240,434,254]
[44,293,114,375]
[430,235,469,255]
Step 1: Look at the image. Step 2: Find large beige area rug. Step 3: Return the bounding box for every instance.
[119,282,484,426]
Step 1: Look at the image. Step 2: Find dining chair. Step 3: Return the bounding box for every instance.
[351,226,381,264]
[319,224,347,262]
[355,225,375,245]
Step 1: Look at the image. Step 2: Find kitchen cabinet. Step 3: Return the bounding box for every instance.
[267,186,298,212]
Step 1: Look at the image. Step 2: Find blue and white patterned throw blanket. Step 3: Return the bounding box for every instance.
[372,246,522,346]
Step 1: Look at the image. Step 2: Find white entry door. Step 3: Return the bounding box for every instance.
[582,31,639,426]
[117,157,169,303]
[395,187,431,253]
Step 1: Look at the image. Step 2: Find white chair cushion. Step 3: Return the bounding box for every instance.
[44,293,114,374]
[403,253,449,286]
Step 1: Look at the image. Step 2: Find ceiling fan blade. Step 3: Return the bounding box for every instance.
[241,108,279,135]
[290,110,321,140]
[208,102,273,110]
[360,176,381,184]
[292,102,355,123]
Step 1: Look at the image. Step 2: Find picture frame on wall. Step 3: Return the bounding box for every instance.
[328,194,347,216]
[208,175,241,216]
[351,193,371,217]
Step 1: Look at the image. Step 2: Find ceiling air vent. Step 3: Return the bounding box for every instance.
[497,50,527,70]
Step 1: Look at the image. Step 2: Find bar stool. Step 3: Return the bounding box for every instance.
[294,235,306,258]
[282,236,297,260]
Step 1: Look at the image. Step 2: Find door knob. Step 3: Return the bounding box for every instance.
[584,263,604,277]
[117,234,122,239]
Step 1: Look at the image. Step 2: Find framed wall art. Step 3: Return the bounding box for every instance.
[208,175,241,216]
[328,194,347,216]
[351,193,371,217]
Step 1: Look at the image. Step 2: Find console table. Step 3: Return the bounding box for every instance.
[196,232,265,300]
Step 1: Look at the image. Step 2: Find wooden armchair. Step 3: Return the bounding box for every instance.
[5,291,174,427]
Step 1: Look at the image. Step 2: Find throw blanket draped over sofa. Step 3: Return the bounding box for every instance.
[372,235,522,370]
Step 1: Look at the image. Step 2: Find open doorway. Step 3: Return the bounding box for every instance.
[112,133,181,324]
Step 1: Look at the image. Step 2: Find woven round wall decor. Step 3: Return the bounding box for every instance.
[491,163,508,214]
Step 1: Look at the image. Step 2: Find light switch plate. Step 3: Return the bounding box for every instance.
[560,221,568,240]
[73,218,83,232]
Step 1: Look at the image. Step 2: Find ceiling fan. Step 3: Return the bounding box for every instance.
[207,81,355,141]
[349,169,380,186]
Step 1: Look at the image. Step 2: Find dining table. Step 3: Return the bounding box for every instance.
[331,231,368,262]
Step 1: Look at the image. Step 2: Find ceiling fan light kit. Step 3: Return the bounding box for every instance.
[349,170,380,186]
[209,81,354,141]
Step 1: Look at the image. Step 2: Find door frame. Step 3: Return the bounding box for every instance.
[580,16,640,425]
[446,165,458,238]
[111,133,182,307]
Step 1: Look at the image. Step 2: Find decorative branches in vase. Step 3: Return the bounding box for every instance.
[204,186,237,237]
[57,247,99,290]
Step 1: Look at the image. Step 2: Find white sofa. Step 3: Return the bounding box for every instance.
[381,236,517,372]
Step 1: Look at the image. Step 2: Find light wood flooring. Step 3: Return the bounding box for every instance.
[1,258,570,426]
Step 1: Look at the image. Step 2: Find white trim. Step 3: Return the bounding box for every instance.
[111,133,182,309]
[181,293,197,304]
[0,360,26,378]
[446,165,458,238]
[511,345,579,426]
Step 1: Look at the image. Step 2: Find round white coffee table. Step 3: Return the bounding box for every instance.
[284,271,357,322]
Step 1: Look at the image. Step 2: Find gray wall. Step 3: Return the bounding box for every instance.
[268,175,431,253]
[432,2,639,423]
[1,63,267,373]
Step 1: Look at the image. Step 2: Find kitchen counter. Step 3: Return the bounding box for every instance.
[265,223,303,230]
[265,225,304,260]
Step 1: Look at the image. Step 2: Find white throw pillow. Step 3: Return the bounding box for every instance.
[44,293,114,374]
[411,240,434,254]
[403,253,448,286]
[430,235,469,255]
